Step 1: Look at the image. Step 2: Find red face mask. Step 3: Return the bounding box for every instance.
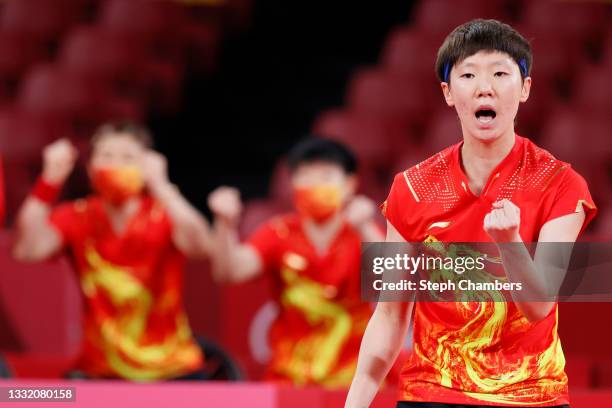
[91,166,144,205]
[294,185,341,223]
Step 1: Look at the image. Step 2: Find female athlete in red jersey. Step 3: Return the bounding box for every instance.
[346,19,596,408]
[13,122,215,380]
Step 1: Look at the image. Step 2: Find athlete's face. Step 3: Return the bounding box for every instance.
[440,51,531,143]
[88,133,146,204]
[89,133,146,170]
[291,161,356,204]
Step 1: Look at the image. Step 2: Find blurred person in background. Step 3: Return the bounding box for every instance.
[208,138,383,387]
[12,121,215,381]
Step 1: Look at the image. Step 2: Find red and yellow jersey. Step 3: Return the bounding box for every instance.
[50,196,203,380]
[382,135,596,406]
[248,214,371,387]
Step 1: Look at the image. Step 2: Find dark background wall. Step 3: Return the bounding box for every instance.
[154,1,414,213]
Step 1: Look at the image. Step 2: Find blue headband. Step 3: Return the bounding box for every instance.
[518,58,528,77]
[443,62,451,82]
[442,58,528,82]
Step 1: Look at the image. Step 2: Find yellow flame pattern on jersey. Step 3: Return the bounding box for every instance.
[404,236,567,405]
[81,245,201,380]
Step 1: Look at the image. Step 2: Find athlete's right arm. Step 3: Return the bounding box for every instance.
[345,221,414,408]
[13,139,78,262]
[207,186,263,284]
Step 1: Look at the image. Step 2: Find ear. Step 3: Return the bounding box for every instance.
[440,82,454,107]
[520,76,532,103]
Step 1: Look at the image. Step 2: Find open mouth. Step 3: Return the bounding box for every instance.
[475,109,496,123]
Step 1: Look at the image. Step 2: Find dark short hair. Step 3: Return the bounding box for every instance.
[91,120,154,149]
[287,137,357,174]
[435,19,532,83]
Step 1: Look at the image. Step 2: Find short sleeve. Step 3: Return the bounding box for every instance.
[49,202,79,246]
[246,219,282,272]
[381,172,415,241]
[543,168,597,235]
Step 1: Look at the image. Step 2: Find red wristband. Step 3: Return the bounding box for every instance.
[32,177,62,204]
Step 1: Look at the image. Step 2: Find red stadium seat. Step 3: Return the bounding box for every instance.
[18,64,106,120]
[572,64,612,116]
[0,231,82,357]
[98,0,188,67]
[313,110,400,200]
[412,0,506,37]
[539,107,612,160]
[602,32,612,66]
[313,109,389,166]
[346,68,435,136]
[0,32,49,98]
[59,26,148,107]
[356,168,393,203]
[59,26,148,83]
[0,0,83,45]
[582,151,612,215]
[59,26,181,115]
[514,26,576,98]
[515,79,560,141]
[312,109,413,170]
[390,144,430,177]
[521,0,609,59]
[538,107,612,194]
[0,108,71,164]
[381,26,440,83]
[99,0,186,38]
[422,107,462,156]
[1,164,31,225]
[17,64,143,137]
[2,354,77,379]
[0,108,75,218]
[594,205,612,237]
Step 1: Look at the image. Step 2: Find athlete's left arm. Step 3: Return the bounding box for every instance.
[484,199,585,323]
[144,151,214,259]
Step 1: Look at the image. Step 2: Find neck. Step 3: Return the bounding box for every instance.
[460,127,516,195]
[103,196,141,218]
[302,212,344,253]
